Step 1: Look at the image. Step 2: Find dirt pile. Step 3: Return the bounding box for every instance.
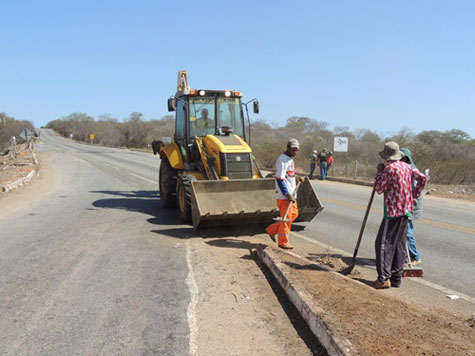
[268,247,475,356]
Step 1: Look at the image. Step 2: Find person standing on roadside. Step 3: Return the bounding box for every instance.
[309,150,318,179]
[400,148,424,265]
[327,151,334,175]
[266,139,302,250]
[374,142,427,289]
[318,148,328,180]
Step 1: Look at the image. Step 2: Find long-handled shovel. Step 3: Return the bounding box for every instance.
[341,184,376,275]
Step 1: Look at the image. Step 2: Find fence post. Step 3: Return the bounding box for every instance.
[29,140,38,165]
[354,160,358,180]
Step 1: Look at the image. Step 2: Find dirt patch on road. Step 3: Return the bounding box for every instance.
[269,247,475,356]
[189,235,326,355]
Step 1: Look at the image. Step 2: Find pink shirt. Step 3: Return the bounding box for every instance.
[375,161,427,218]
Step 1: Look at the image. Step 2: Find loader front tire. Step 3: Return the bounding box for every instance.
[177,175,195,223]
[159,156,177,208]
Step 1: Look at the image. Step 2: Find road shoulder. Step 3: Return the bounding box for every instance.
[257,244,475,356]
[188,233,326,355]
[0,153,59,219]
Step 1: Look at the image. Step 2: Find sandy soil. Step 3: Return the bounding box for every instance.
[189,235,326,355]
[0,152,59,219]
[268,246,475,356]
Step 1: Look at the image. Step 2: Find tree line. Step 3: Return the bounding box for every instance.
[45,112,475,185]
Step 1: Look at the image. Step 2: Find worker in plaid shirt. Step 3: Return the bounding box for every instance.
[373,142,427,289]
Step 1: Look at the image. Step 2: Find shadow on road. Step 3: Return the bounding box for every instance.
[90,190,269,240]
[90,190,171,217]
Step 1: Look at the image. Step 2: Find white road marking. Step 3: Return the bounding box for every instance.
[291,231,475,305]
[411,278,475,304]
[185,240,199,355]
[103,162,119,170]
[129,173,156,184]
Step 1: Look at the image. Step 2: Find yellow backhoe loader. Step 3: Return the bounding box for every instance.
[152,71,323,229]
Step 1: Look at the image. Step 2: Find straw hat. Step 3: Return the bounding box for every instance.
[379,142,404,161]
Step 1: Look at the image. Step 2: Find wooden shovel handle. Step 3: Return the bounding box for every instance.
[282,180,302,221]
[351,185,376,262]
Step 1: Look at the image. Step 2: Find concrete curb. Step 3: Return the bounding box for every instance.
[2,170,36,193]
[256,245,355,356]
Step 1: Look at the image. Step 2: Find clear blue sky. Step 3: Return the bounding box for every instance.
[1,0,474,137]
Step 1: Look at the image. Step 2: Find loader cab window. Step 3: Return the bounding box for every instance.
[189,97,216,137]
[217,98,244,138]
[175,99,186,144]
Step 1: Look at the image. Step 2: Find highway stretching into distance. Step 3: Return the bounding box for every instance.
[0,129,473,355]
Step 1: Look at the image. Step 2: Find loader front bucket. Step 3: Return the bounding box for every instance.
[190,177,324,229]
[190,179,279,229]
[295,177,324,222]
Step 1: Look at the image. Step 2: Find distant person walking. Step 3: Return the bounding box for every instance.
[309,150,318,179]
[327,151,334,175]
[318,149,328,180]
[400,148,424,265]
[266,139,302,250]
[374,142,427,289]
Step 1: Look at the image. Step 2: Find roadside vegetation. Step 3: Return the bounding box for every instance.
[45,112,475,186]
[0,112,35,151]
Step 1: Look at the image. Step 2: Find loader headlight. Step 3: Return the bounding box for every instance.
[225,90,231,97]
[199,90,205,96]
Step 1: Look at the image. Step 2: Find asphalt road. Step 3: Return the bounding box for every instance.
[300,175,475,298]
[0,129,189,355]
[1,129,473,354]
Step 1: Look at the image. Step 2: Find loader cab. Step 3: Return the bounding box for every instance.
[169,90,247,160]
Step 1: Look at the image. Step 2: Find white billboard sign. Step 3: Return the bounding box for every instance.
[334,137,348,152]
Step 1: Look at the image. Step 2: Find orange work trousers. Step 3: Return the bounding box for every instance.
[265,199,299,247]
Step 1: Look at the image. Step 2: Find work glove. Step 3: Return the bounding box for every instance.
[286,193,296,203]
[297,176,305,183]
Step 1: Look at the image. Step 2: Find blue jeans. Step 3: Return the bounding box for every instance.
[320,162,327,180]
[406,219,420,261]
[309,162,316,179]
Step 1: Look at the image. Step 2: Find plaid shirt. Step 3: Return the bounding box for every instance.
[375,161,427,218]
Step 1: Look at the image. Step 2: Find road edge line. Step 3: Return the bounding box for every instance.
[256,245,353,356]
[185,240,199,355]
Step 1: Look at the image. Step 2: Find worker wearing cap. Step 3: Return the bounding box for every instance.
[309,150,318,180]
[266,139,302,249]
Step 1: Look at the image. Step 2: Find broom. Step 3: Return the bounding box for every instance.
[402,243,424,277]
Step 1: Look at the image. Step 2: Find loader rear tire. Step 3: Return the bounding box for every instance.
[159,156,177,208]
[177,175,195,223]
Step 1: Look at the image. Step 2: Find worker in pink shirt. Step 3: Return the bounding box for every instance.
[374,142,427,289]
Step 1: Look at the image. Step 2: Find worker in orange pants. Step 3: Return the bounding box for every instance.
[266,199,299,248]
[266,138,300,249]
